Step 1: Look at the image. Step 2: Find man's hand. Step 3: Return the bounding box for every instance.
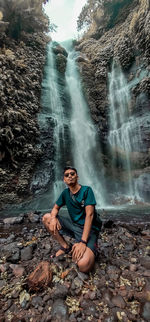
[49,217,61,235]
[72,242,86,263]
[42,213,61,235]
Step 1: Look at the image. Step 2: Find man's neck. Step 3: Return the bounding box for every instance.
[69,183,81,194]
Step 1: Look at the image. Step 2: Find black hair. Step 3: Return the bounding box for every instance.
[63,166,77,174]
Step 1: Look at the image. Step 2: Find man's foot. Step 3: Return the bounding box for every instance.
[56,245,72,257]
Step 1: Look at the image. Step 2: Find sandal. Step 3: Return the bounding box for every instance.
[56,244,72,257]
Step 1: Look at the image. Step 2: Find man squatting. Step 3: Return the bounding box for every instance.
[42,166,99,273]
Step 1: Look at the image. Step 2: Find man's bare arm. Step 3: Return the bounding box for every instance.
[81,205,94,242]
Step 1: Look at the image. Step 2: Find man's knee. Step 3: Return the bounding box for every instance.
[77,250,95,273]
[42,213,53,233]
[42,213,50,224]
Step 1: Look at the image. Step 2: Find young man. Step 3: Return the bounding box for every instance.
[42,166,99,273]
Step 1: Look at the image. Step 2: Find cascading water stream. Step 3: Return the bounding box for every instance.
[108,60,150,202]
[108,61,134,197]
[30,42,72,209]
[64,45,106,207]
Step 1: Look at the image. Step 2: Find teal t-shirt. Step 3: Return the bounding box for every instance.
[56,185,96,225]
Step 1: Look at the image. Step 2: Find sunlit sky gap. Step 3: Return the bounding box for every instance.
[44,0,87,42]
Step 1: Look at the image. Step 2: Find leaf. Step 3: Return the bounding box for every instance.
[66,296,80,314]
[116,311,122,321]
[120,276,131,286]
[23,237,37,247]
[61,269,70,279]
[19,290,30,305]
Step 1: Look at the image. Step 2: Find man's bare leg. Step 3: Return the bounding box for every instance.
[43,216,70,256]
[43,214,95,269]
[77,247,95,273]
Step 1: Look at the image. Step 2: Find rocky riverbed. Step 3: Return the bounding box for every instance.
[0,213,150,321]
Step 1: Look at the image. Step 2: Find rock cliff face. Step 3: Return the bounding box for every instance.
[75,0,150,201]
[0,3,49,208]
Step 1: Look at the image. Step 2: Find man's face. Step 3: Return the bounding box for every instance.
[63,169,78,186]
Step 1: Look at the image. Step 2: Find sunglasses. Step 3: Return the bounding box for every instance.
[64,171,76,177]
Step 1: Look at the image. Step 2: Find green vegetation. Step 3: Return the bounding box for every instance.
[0,0,51,39]
[77,0,135,37]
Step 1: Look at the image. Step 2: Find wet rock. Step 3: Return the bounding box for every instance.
[130,257,138,264]
[51,299,68,321]
[71,276,83,291]
[28,212,40,223]
[55,53,67,73]
[143,270,150,277]
[51,284,69,299]
[0,279,7,288]
[0,263,9,272]
[141,302,150,321]
[140,256,150,269]
[52,44,68,57]
[107,265,120,281]
[31,296,43,308]
[102,289,113,307]
[4,244,20,263]
[3,215,24,225]
[21,246,34,261]
[77,271,89,281]
[80,299,97,316]
[129,264,137,272]
[9,264,25,277]
[111,295,126,309]
[2,299,12,312]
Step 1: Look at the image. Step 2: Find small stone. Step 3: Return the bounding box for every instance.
[111,295,126,309]
[143,270,150,277]
[44,243,51,250]
[130,257,137,264]
[78,271,89,281]
[31,296,43,308]
[89,291,97,300]
[43,294,52,302]
[129,264,137,272]
[140,256,150,269]
[9,264,25,277]
[52,284,69,299]
[21,246,33,261]
[0,280,7,288]
[7,248,20,263]
[141,302,150,320]
[51,299,68,320]
[3,215,24,225]
[0,263,9,273]
[28,212,40,223]
[71,277,83,290]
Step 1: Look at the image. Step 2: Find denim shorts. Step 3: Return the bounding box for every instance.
[57,213,99,255]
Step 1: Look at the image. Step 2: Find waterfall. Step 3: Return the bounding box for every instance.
[29,41,106,210]
[108,60,133,197]
[108,60,150,203]
[64,45,106,207]
[30,42,72,209]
